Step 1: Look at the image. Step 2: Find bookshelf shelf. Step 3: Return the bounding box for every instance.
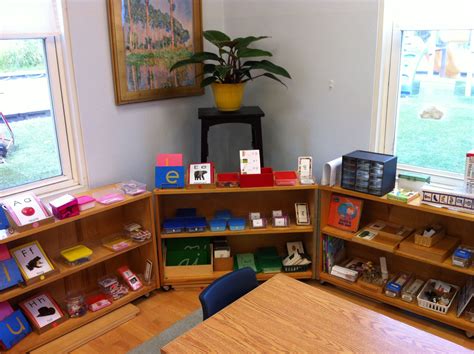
[319,185,474,335]
[1,185,158,352]
[155,185,317,287]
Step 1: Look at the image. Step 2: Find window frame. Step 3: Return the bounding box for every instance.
[0,6,87,198]
[371,2,472,190]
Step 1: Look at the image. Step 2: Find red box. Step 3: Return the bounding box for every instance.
[217,173,240,187]
[240,168,274,188]
[274,171,298,186]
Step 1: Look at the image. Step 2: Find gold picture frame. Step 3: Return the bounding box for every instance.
[107,0,204,105]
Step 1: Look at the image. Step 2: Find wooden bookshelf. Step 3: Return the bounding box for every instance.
[163,270,313,287]
[155,184,317,287]
[318,185,474,336]
[13,285,154,353]
[1,185,159,351]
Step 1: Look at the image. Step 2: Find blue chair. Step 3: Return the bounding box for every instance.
[199,267,258,320]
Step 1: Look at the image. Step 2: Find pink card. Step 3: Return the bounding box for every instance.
[156,154,183,167]
[0,244,9,261]
[0,301,13,321]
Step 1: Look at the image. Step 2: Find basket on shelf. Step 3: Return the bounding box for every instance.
[414,225,445,247]
[282,264,310,273]
[416,279,459,314]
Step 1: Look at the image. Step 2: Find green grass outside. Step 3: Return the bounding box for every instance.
[0,116,62,191]
[396,81,474,175]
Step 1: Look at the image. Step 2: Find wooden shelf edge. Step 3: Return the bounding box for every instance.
[395,250,474,276]
[319,272,474,333]
[11,285,153,353]
[163,270,313,286]
[319,185,474,223]
[161,224,314,239]
[0,239,153,302]
[154,184,318,195]
[1,190,152,245]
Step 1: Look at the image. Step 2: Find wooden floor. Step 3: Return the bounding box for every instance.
[73,280,474,353]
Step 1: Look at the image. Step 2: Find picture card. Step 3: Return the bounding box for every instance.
[2,193,49,226]
[240,150,261,175]
[189,163,213,185]
[19,292,64,330]
[11,241,55,281]
[298,156,313,178]
[287,241,305,256]
[295,203,310,225]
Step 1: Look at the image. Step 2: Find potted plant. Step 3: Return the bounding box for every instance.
[170,30,291,111]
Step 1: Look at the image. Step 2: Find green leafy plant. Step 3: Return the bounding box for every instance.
[170,30,291,87]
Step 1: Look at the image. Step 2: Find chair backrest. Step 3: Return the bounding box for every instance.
[199,267,258,320]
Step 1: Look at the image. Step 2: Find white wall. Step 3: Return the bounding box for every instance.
[65,0,224,188]
[66,0,380,185]
[223,0,380,178]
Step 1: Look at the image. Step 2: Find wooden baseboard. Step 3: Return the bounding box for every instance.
[31,304,140,354]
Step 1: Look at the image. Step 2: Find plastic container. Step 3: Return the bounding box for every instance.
[209,219,227,232]
[274,171,297,186]
[162,219,186,234]
[385,272,412,298]
[452,245,474,268]
[60,245,93,266]
[417,279,459,314]
[398,172,430,192]
[214,210,232,220]
[185,217,207,232]
[250,217,267,229]
[228,217,246,231]
[118,180,147,195]
[76,195,96,211]
[65,291,87,318]
[272,215,289,227]
[401,278,424,303]
[93,188,125,205]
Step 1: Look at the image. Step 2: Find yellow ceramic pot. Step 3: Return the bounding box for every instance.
[211,82,245,112]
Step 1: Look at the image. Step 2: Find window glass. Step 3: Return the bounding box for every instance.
[0,38,62,190]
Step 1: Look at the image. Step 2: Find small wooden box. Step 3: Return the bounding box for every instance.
[414,226,445,247]
[213,256,234,272]
[164,245,213,279]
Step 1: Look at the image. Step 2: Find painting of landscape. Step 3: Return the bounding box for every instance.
[108,0,203,104]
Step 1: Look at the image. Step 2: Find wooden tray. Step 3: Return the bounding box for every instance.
[398,235,460,263]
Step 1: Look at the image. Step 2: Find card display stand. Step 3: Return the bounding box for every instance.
[0,185,159,352]
[154,183,317,287]
[318,185,474,337]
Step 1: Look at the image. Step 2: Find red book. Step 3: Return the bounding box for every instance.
[327,194,363,232]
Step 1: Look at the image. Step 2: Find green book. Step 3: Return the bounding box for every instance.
[235,253,257,272]
[256,247,282,273]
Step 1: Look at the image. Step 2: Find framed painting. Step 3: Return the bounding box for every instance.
[107,0,204,105]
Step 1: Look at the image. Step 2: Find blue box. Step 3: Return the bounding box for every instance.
[0,310,31,350]
[214,210,232,220]
[0,259,23,291]
[228,218,246,231]
[162,219,186,234]
[209,219,227,232]
[185,217,207,233]
[155,166,185,189]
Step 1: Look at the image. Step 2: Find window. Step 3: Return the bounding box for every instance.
[0,0,86,197]
[373,0,474,189]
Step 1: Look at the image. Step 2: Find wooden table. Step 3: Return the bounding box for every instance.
[162,274,471,353]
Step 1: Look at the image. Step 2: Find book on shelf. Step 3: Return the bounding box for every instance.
[235,253,257,272]
[256,248,282,274]
[387,189,419,203]
[323,235,346,273]
[327,194,363,232]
